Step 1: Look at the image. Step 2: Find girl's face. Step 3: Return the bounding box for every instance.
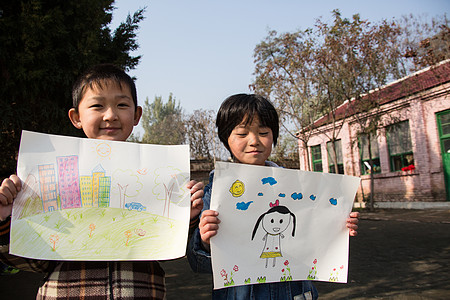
[262,212,291,235]
[228,116,273,166]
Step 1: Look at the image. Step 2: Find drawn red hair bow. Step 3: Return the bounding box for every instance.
[270,199,279,207]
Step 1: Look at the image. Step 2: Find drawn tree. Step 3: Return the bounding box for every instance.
[152,167,188,218]
[112,170,143,209]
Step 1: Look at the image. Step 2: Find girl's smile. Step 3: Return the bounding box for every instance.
[228,116,273,166]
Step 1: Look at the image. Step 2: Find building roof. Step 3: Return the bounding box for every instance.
[311,60,450,128]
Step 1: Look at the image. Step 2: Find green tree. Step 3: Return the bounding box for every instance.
[252,10,447,209]
[0,0,145,176]
[252,10,405,173]
[141,94,186,145]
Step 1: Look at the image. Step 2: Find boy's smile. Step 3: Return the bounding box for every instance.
[69,82,142,141]
[228,116,273,166]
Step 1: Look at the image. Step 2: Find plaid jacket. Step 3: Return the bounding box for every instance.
[0,216,199,299]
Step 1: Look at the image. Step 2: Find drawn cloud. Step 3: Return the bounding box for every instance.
[329,198,338,206]
[291,192,303,200]
[261,177,277,186]
[236,201,253,210]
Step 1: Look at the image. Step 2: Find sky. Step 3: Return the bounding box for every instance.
[109,0,449,135]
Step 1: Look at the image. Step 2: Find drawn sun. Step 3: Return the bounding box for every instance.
[96,143,112,158]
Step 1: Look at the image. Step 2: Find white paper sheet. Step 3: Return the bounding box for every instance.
[10,130,190,261]
[210,162,360,289]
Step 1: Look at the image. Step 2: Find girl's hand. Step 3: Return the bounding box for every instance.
[187,180,204,220]
[0,175,22,221]
[199,210,220,247]
[346,211,360,236]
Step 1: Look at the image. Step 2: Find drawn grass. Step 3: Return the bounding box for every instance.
[11,207,186,260]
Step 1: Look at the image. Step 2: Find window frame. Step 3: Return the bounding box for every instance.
[327,139,344,174]
[386,120,415,172]
[310,145,323,172]
[359,133,381,175]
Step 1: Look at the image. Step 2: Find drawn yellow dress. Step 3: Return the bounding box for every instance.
[260,233,282,258]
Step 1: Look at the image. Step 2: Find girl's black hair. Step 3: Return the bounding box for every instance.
[216,94,279,152]
[71,63,138,111]
[251,205,296,240]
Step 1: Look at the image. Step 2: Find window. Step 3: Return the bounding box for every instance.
[387,121,414,171]
[311,145,323,172]
[359,133,381,175]
[327,140,344,174]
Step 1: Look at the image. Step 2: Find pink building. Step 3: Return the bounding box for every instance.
[38,164,58,212]
[298,61,450,206]
[57,155,82,209]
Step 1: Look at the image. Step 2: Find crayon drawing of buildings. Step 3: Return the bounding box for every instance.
[79,164,111,208]
[80,176,94,207]
[38,164,58,212]
[57,156,82,209]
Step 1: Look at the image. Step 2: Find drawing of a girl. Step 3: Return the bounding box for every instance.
[251,201,296,268]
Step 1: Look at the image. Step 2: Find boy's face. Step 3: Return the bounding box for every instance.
[228,116,273,166]
[68,81,142,141]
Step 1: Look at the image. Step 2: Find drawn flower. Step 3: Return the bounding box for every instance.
[340,265,344,269]
[220,269,227,277]
[282,269,285,272]
[233,265,239,272]
[313,259,317,264]
[124,230,132,246]
[284,260,289,266]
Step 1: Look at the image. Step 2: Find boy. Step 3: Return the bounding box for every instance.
[0,64,204,299]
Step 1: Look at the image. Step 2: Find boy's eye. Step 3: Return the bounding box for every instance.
[260,132,269,136]
[118,102,130,107]
[89,104,103,108]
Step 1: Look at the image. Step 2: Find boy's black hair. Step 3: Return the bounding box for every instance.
[216,93,279,152]
[72,64,138,111]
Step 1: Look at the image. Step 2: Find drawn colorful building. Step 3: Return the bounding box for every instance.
[79,164,111,208]
[57,156,82,209]
[38,164,58,212]
[80,176,94,207]
[98,176,111,207]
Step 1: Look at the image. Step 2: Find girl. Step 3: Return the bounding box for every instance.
[252,204,297,269]
[187,93,359,300]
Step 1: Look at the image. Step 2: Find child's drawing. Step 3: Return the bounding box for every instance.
[209,162,360,289]
[251,203,296,268]
[10,131,191,261]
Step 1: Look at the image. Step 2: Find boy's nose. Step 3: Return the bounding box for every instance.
[103,107,118,121]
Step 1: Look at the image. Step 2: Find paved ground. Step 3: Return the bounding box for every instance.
[1,208,449,299]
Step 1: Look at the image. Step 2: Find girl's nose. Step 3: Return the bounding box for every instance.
[249,133,260,146]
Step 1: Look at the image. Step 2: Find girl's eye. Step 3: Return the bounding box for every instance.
[270,219,274,223]
[260,132,269,136]
[89,104,102,108]
[118,103,130,107]
[279,219,283,224]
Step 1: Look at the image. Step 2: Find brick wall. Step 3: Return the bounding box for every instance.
[298,81,450,203]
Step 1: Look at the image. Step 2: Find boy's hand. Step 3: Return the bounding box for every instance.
[0,175,21,221]
[346,211,360,236]
[199,210,220,247]
[187,180,204,220]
